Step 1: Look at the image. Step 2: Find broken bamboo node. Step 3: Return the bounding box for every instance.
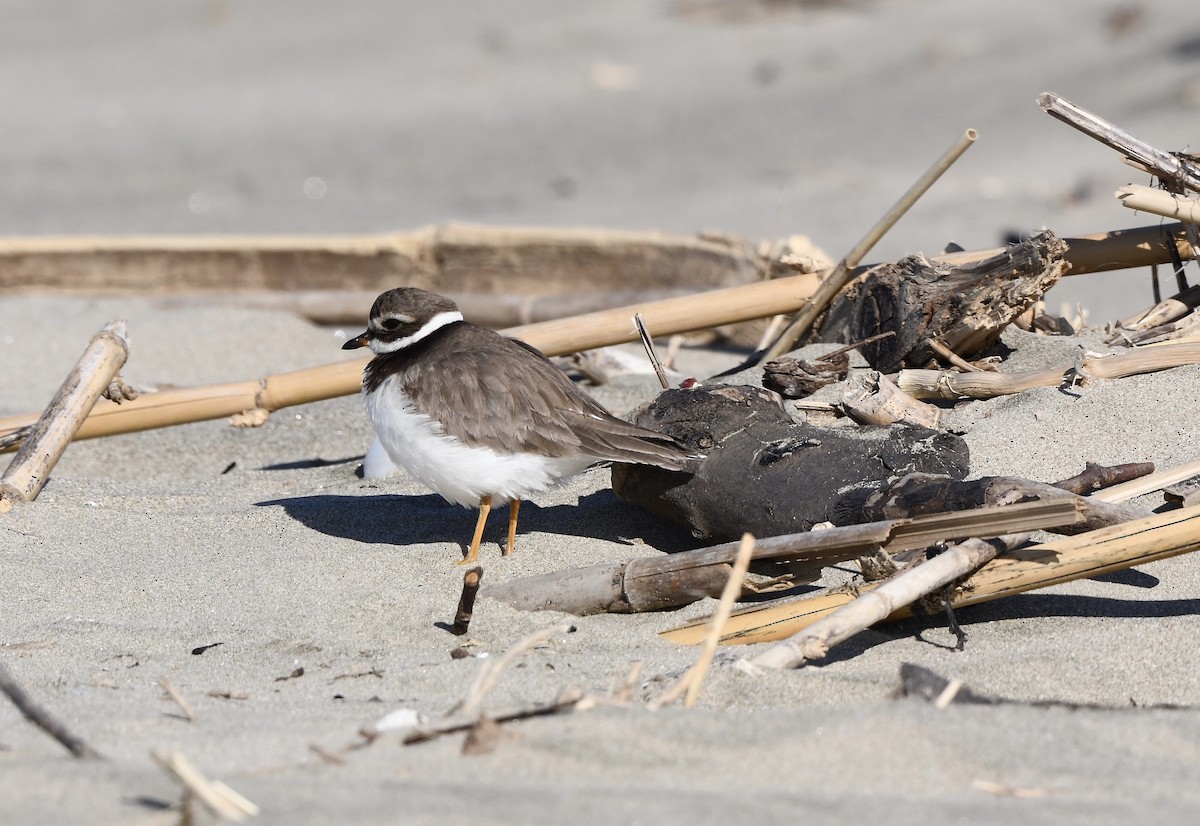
[1116,184,1200,224]
[0,320,129,506]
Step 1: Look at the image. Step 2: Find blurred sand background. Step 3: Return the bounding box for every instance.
[3,1,1200,824]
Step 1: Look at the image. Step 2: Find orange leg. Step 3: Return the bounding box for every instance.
[504,498,522,557]
[458,494,492,565]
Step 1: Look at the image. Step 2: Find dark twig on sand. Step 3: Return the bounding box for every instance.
[452,567,483,636]
[0,661,100,758]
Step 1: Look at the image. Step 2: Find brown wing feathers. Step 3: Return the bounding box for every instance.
[403,326,693,469]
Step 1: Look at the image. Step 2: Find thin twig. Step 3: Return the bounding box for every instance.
[684,533,756,707]
[926,338,985,372]
[0,662,100,758]
[633,313,670,390]
[456,623,574,718]
[651,534,757,708]
[816,330,897,363]
[158,677,196,722]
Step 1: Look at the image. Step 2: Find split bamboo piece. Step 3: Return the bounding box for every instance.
[0,223,1196,452]
[1038,92,1200,193]
[762,128,978,359]
[896,341,1200,400]
[0,320,129,506]
[662,503,1200,647]
[1116,184,1200,224]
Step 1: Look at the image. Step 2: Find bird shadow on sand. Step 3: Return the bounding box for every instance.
[255,488,698,554]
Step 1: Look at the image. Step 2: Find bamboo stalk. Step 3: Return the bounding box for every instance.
[896,342,1200,400]
[662,503,1200,646]
[0,224,1196,452]
[762,128,978,359]
[1116,184,1200,224]
[0,320,129,504]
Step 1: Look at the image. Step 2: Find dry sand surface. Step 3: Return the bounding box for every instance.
[4,297,1200,826]
[4,1,1200,824]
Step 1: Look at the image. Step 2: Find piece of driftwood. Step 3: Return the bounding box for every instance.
[209,287,700,327]
[1163,475,1200,508]
[1053,461,1154,495]
[834,472,1151,536]
[0,662,100,758]
[485,498,1083,616]
[1117,184,1200,224]
[0,223,1195,453]
[0,320,129,507]
[840,371,941,428]
[812,230,1069,373]
[1092,455,1200,503]
[611,385,970,542]
[897,341,1200,400]
[762,353,849,399]
[764,128,979,359]
[1039,92,1200,193]
[662,502,1200,646]
[749,532,1028,669]
[0,225,772,298]
[1119,284,1200,333]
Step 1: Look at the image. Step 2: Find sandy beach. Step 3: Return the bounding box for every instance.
[4,2,1200,824]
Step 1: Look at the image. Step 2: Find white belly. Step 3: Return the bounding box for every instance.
[363,376,595,507]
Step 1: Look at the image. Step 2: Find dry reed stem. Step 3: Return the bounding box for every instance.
[0,662,100,759]
[763,128,978,359]
[158,678,196,722]
[897,342,1200,400]
[651,534,756,708]
[456,623,573,719]
[151,750,260,821]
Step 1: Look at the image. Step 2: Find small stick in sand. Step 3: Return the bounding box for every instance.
[651,534,756,709]
[0,662,100,758]
[404,689,585,746]
[1053,461,1155,496]
[633,312,670,390]
[158,677,196,722]
[152,749,260,822]
[456,623,575,719]
[452,567,482,636]
[926,338,985,373]
[0,320,129,506]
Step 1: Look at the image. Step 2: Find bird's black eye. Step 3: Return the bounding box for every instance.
[381,318,402,331]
